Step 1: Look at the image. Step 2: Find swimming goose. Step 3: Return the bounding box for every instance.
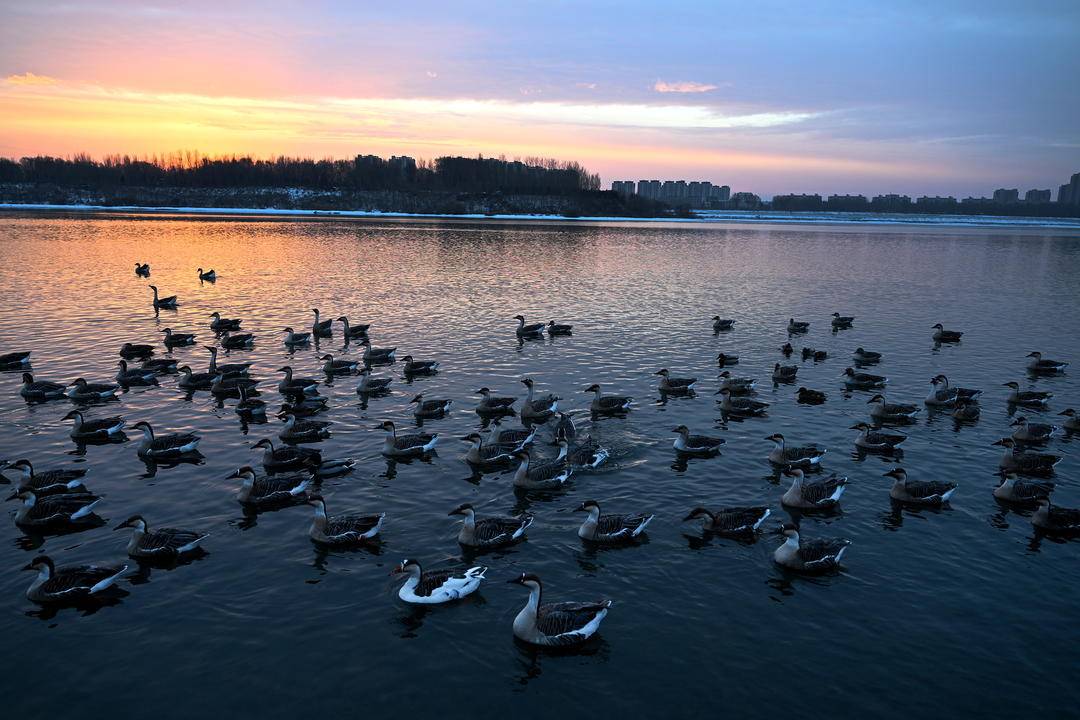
[718,371,757,395]
[773,523,850,574]
[320,354,360,375]
[796,387,827,405]
[228,465,313,506]
[402,355,439,376]
[235,385,266,417]
[0,350,31,368]
[311,308,333,337]
[278,412,331,443]
[219,330,255,349]
[115,360,158,386]
[197,267,216,281]
[801,347,828,362]
[716,387,769,417]
[867,393,918,422]
[306,495,383,546]
[410,393,452,419]
[177,365,216,390]
[277,366,319,396]
[780,342,794,356]
[279,397,329,417]
[831,312,855,328]
[712,316,735,331]
[672,424,725,456]
[475,387,516,414]
[766,433,826,468]
[852,347,882,364]
[1031,498,1080,533]
[356,368,393,395]
[1010,416,1057,444]
[850,422,906,452]
[210,376,261,399]
[952,400,981,422]
[683,506,771,536]
[23,555,127,605]
[251,438,353,477]
[993,473,1053,505]
[514,314,545,337]
[992,438,1061,476]
[449,504,533,548]
[575,500,653,543]
[377,420,438,458]
[148,285,178,309]
[781,469,846,510]
[520,378,559,423]
[62,410,124,440]
[772,363,798,382]
[925,375,982,407]
[5,459,88,496]
[547,320,573,335]
[461,432,515,469]
[485,423,536,450]
[115,515,209,559]
[511,450,572,490]
[1025,351,1068,374]
[337,316,370,340]
[509,573,611,646]
[358,338,396,364]
[556,434,610,468]
[282,327,311,346]
[131,421,200,459]
[931,323,962,343]
[66,378,120,401]
[1003,381,1052,408]
[161,328,196,347]
[120,342,155,359]
[205,346,251,376]
[656,368,697,394]
[716,353,740,367]
[787,318,810,334]
[134,262,150,276]
[8,489,101,527]
[551,412,576,442]
[584,384,632,414]
[209,312,242,331]
[20,373,66,400]
[843,367,887,389]
[1059,409,1080,432]
[394,559,486,604]
[884,468,956,506]
[140,357,179,374]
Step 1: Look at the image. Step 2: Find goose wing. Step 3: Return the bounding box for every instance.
[801,474,845,504]
[1011,480,1054,501]
[536,601,610,641]
[30,493,99,521]
[783,445,823,462]
[141,528,207,553]
[687,434,725,449]
[22,468,87,491]
[325,514,383,538]
[43,564,126,596]
[1017,451,1061,472]
[528,459,569,481]
[596,513,651,537]
[712,506,770,533]
[667,377,697,388]
[866,430,906,446]
[905,479,956,499]
[597,396,632,410]
[798,538,849,567]
[252,474,310,499]
[150,433,199,452]
[1047,506,1080,528]
[394,433,435,450]
[473,516,530,544]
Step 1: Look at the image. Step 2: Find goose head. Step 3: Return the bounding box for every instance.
[22,555,54,576]
[226,465,258,481]
[1060,408,1076,417]
[6,489,34,503]
[475,387,492,396]
[765,432,785,446]
[779,522,800,539]
[409,394,424,405]
[448,503,475,518]
[251,439,274,451]
[682,507,713,523]
[711,315,721,321]
[376,420,396,433]
[520,377,534,388]
[866,394,885,404]
[305,495,326,511]
[61,410,83,423]
[402,355,414,362]
[782,468,805,483]
[460,432,482,444]
[1027,351,1042,359]
[583,383,601,393]
[21,372,34,385]
[883,468,907,482]
[992,438,1016,449]
[654,369,670,378]
[1010,417,1028,428]
[1003,381,1020,390]
[210,312,221,319]
[392,558,422,577]
[336,316,348,323]
[507,572,542,592]
[115,514,147,532]
[574,499,601,515]
[931,323,944,330]
[513,314,525,321]
[672,424,690,436]
[849,422,871,431]
[843,368,857,377]
[131,421,154,437]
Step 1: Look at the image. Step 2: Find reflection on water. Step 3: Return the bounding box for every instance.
[0,213,1078,717]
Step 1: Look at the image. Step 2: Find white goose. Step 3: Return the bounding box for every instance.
[393,559,486,604]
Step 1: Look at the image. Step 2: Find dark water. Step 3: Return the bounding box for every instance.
[1,213,1078,718]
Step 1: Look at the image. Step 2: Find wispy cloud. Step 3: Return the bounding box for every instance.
[653,80,720,94]
[4,72,59,86]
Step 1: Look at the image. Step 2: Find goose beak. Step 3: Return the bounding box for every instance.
[5,492,19,502]
[21,562,35,571]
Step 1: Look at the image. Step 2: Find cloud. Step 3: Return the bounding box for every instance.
[653,80,719,94]
[426,71,438,78]
[575,82,598,90]
[4,72,59,86]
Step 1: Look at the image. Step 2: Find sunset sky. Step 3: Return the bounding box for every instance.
[1,1,1078,197]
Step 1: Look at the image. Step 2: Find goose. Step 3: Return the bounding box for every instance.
[320,354,360,375]
[925,375,982,407]
[485,422,536,450]
[1010,416,1057,444]
[584,383,632,414]
[20,373,67,401]
[656,368,697,394]
[461,432,515,469]
[683,506,771,537]
[251,438,353,477]
[205,346,251,376]
[358,338,396,364]
[716,387,769,416]
[851,422,906,452]
[831,312,855,328]
[843,367,887,389]
[1003,381,1052,408]
[520,378,559,423]
[23,555,127,605]
[279,396,329,417]
[575,500,653,543]
[475,387,516,414]
[282,327,311,346]
[931,323,962,342]
[511,450,572,490]
[208,312,242,331]
[992,438,1061,476]
[115,515,209,558]
[211,373,258,398]
[62,410,124,440]
[547,320,573,335]
[556,434,610,469]
[402,355,439,376]
[66,378,120,401]
[115,360,158,386]
[197,267,216,281]
[134,262,150,276]
[377,420,438,458]
[278,412,331,443]
[1059,409,1080,432]
[711,316,735,331]
[0,350,31,368]
[449,503,532,548]
[337,316,370,340]
[672,424,725,456]
[1025,351,1067,374]
[551,412,576,442]
[993,473,1053,505]
[228,465,313,506]
[867,393,918,422]
[394,559,486,604]
[131,421,200,459]
[787,318,810,333]
[716,353,740,367]
[852,347,882,364]
[177,365,216,390]
[161,328,196,347]
[780,342,794,356]
[410,393,452,419]
[801,347,827,362]
[796,387,827,405]
[219,330,255,349]
[1031,498,1080,533]
[508,573,611,646]
[772,363,798,383]
[235,385,266,417]
[883,468,956,505]
[277,366,319,395]
[148,285,178,309]
[140,357,179,374]
[120,342,155,359]
[514,314,545,337]
[766,433,826,468]
[311,308,333,337]
[718,371,756,395]
[5,459,88,496]
[952,400,981,422]
[8,489,101,527]
[356,368,393,395]
[773,523,850,573]
[306,495,383,545]
[781,469,847,510]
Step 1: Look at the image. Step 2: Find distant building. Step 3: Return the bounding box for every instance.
[870,194,913,212]
[710,185,731,203]
[772,193,823,211]
[826,194,869,211]
[915,196,959,212]
[1024,189,1051,203]
[730,192,762,210]
[611,180,635,196]
[1058,172,1080,205]
[992,188,1019,203]
[637,180,661,200]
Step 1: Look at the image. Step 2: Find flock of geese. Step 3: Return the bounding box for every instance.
[2,263,1078,646]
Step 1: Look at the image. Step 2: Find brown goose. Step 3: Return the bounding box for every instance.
[683,506,771,536]
[449,503,532,548]
[23,555,127,605]
[773,523,850,573]
[509,573,611,646]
